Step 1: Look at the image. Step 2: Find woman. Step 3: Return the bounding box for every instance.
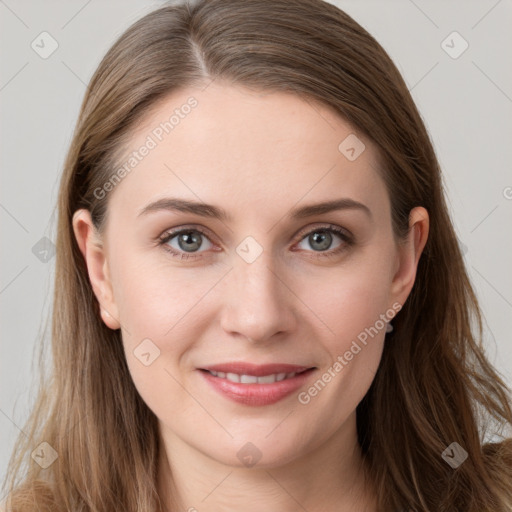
[2,0,511,510]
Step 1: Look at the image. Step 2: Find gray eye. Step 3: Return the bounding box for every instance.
[297,230,342,252]
[167,230,213,253]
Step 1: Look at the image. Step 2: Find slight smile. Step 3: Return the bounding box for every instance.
[198,362,317,406]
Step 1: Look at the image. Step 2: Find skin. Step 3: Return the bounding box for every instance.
[73,81,429,512]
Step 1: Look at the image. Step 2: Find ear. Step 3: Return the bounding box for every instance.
[72,209,121,330]
[389,206,429,308]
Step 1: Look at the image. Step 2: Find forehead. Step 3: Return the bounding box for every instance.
[106,82,387,223]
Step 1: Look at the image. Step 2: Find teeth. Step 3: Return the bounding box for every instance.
[257,374,277,384]
[240,374,258,384]
[207,370,298,384]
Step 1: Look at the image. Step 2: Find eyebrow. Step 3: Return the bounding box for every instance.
[137,197,372,221]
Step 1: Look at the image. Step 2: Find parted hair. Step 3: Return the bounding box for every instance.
[3,1,511,510]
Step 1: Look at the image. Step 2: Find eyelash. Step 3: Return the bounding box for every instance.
[157,224,354,261]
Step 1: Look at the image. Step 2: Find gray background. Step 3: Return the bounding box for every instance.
[1,0,511,498]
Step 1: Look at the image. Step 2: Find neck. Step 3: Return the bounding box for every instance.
[156,414,377,512]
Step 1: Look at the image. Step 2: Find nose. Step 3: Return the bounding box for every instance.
[219,250,297,344]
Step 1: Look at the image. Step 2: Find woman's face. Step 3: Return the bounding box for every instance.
[74,82,427,469]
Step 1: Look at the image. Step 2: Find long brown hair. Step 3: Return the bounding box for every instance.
[3,0,511,510]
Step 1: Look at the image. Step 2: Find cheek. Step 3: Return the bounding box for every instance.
[294,261,391,426]
[296,248,394,405]
[112,257,227,387]
[300,251,394,344]
[114,261,202,417]
[111,251,217,333]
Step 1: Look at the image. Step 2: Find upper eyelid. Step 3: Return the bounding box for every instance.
[159,224,216,243]
[295,223,352,240]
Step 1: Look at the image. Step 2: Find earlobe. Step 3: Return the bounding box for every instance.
[389,206,429,307]
[72,209,121,330]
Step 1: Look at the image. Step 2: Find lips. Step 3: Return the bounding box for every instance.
[198,362,316,406]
